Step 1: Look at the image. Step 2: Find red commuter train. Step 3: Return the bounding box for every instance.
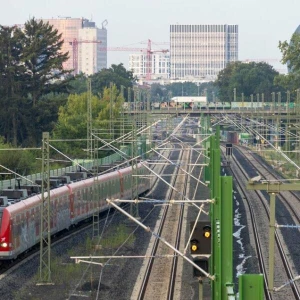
[0,163,150,259]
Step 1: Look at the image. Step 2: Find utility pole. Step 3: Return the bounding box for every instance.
[110,82,114,140]
[87,78,92,159]
[250,94,254,139]
[147,90,151,111]
[276,92,281,151]
[287,91,290,157]
[297,90,300,166]
[128,87,131,110]
[261,93,265,153]
[130,119,140,219]
[37,132,53,285]
[92,134,100,238]
[247,181,300,292]
[233,87,236,102]
[121,85,125,146]
[271,92,275,114]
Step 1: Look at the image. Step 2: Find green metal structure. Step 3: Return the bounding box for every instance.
[204,123,264,299]
[38,132,53,285]
[239,274,264,300]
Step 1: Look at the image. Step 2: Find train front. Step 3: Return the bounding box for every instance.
[0,207,12,259]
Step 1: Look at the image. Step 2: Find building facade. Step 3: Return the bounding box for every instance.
[41,17,107,74]
[41,18,83,71]
[129,53,170,80]
[170,24,238,80]
[78,21,107,75]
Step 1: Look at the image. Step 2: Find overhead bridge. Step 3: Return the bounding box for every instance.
[125,108,298,117]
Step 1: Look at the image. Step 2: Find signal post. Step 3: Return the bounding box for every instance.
[197,124,263,299]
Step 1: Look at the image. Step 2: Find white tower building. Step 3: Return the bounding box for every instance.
[129,53,170,80]
[170,24,238,80]
[78,20,107,75]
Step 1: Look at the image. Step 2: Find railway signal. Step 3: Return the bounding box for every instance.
[190,221,211,255]
[190,221,211,278]
[226,143,232,156]
[193,257,209,276]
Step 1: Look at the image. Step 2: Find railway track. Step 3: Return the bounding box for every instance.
[0,205,129,277]
[226,145,300,299]
[234,147,300,295]
[137,143,190,299]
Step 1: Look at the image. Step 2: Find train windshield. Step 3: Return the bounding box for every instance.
[0,211,2,229]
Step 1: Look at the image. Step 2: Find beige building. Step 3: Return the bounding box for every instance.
[78,24,107,75]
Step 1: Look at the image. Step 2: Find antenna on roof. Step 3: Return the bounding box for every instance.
[102,19,108,29]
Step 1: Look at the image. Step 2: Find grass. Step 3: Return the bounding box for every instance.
[13,223,136,299]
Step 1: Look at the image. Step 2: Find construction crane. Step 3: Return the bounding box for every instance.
[145,39,169,80]
[69,38,168,78]
[98,39,169,80]
[69,39,102,74]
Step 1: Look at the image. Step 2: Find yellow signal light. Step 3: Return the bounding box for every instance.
[191,244,198,252]
[204,231,211,238]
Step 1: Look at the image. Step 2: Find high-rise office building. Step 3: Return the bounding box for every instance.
[41,18,83,71]
[41,17,107,74]
[129,53,170,80]
[78,20,107,75]
[170,24,238,80]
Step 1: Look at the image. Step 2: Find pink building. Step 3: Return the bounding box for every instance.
[41,18,83,71]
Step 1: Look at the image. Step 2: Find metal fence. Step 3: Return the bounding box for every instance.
[0,146,132,190]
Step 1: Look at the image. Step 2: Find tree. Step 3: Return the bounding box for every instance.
[0,25,27,146]
[52,93,99,157]
[91,63,135,99]
[53,86,124,157]
[150,84,167,102]
[0,18,71,147]
[215,62,283,102]
[22,18,70,106]
[0,136,39,177]
[274,33,300,91]
[68,73,89,94]
[24,93,69,146]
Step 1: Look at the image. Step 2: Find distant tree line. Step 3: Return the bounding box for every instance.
[215,61,285,102]
[215,33,300,102]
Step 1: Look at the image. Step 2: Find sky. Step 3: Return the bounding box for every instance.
[1,0,299,72]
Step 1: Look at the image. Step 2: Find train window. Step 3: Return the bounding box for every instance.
[0,211,2,225]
